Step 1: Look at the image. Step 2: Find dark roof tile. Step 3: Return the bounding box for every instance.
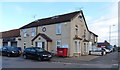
[20,11,81,29]
[1,29,20,38]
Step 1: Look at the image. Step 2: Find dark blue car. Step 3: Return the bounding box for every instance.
[23,47,52,61]
[1,46,21,57]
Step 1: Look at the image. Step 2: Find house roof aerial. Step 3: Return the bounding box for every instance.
[20,11,81,29]
[0,29,20,38]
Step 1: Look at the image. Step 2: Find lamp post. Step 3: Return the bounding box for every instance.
[109,25,115,44]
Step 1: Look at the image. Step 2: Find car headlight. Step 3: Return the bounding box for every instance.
[43,55,47,56]
[12,51,15,53]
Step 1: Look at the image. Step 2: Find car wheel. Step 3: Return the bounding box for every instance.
[38,57,42,61]
[102,51,106,56]
[7,53,11,57]
[23,55,27,59]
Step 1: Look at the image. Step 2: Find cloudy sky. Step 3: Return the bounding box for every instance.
[0,0,118,46]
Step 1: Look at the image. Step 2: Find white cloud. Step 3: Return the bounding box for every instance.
[87,2,118,46]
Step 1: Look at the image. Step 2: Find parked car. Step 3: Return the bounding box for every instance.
[1,46,21,57]
[23,47,52,61]
[89,50,106,56]
[118,47,120,52]
[102,48,111,53]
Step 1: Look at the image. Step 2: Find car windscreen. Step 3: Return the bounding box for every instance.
[8,47,18,51]
[35,48,46,52]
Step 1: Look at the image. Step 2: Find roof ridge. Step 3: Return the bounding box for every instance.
[20,11,81,29]
[34,11,81,21]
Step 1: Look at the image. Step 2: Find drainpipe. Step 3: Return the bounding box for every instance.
[47,41,48,51]
[31,41,33,47]
[36,27,38,35]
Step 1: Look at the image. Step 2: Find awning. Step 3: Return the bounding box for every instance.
[83,39,89,42]
[73,35,82,40]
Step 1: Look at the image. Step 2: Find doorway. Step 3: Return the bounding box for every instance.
[36,42,45,49]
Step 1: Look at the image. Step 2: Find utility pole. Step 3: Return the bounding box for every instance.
[109,25,115,45]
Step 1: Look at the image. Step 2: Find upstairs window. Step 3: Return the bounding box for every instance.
[75,25,78,35]
[23,29,27,37]
[56,24,62,34]
[31,28,35,37]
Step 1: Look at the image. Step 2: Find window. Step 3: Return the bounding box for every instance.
[95,37,97,42]
[74,41,77,52]
[56,40,61,48]
[2,47,7,50]
[30,49,36,52]
[75,25,78,35]
[31,28,35,37]
[23,29,27,37]
[88,32,91,40]
[56,24,62,34]
[91,34,94,39]
[24,41,26,49]
[25,48,30,52]
[84,43,86,52]
[74,41,80,53]
[76,29,78,35]
[42,27,46,32]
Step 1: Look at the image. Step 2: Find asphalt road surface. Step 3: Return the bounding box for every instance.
[0,51,119,69]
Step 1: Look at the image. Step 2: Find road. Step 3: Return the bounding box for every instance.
[0,51,119,70]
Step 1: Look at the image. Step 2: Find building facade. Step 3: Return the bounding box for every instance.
[0,10,98,57]
[0,29,21,48]
[19,10,98,57]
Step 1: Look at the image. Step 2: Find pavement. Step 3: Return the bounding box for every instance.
[51,51,119,64]
[51,54,101,64]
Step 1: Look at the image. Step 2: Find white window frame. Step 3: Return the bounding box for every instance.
[23,29,27,37]
[56,40,61,48]
[74,41,80,53]
[31,28,35,37]
[56,24,62,34]
[74,41,78,53]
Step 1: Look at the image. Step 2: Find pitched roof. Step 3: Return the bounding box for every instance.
[89,31,98,37]
[1,29,20,38]
[20,11,81,29]
[20,10,98,37]
[32,33,52,42]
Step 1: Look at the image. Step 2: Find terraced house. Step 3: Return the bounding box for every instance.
[19,10,98,57]
[0,10,98,57]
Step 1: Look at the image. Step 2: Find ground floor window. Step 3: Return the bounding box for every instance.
[84,43,86,52]
[3,42,8,46]
[56,40,61,48]
[24,41,26,49]
[74,41,80,53]
[84,43,88,52]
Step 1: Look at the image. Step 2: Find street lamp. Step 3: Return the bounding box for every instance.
[109,25,115,44]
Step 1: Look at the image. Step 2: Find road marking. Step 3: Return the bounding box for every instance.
[112,64,118,65]
[64,63,72,64]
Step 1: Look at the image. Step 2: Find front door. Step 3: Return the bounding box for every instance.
[36,42,45,49]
